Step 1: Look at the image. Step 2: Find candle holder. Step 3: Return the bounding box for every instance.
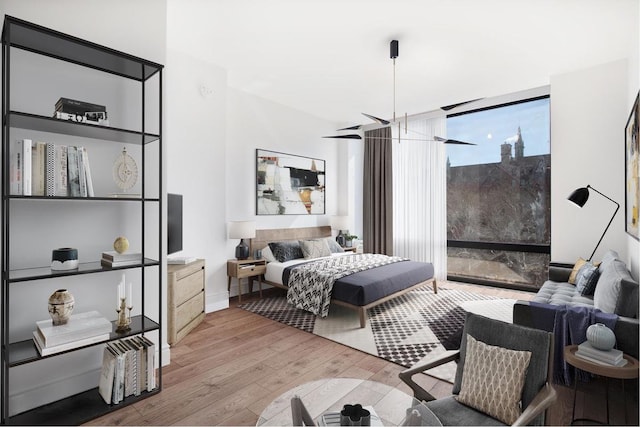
[115,297,132,333]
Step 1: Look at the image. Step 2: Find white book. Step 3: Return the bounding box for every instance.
[22,139,32,196]
[107,342,126,403]
[32,330,110,356]
[82,146,94,197]
[36,311,112,347]
[101,258,141,268]
[99,346,117,404]
[575,350,628,367]
[10,139,22,195]
[136,336,156,391]
[67,146,80,197]
[77,146,87,197]
[102,251,143,262]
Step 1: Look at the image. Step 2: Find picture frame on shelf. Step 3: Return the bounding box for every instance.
[256,149,325,215]
[625,91,639,240]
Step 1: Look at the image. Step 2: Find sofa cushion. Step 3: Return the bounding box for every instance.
[532,281,595,308]
[575,262,600,296]
[594,259,636,315]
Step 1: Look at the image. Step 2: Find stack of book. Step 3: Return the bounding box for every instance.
[9,139,94,197]
[101,251,143,268]
[54,97,109,126]
[32,311,112,356]
[99,336,156,405]
[575,341,628,367]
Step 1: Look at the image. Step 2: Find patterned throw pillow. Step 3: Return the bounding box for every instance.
[575,262,600,296]
[456,335,532,425]
[325,238,345,253]
[268,241,304,263]
[568,258,587,284]
[299,239,332,259]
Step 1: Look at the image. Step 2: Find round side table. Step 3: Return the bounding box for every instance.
[564,344,639,425]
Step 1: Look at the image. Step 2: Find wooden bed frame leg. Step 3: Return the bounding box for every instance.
[359,308,367,328]
[433,279,438,294]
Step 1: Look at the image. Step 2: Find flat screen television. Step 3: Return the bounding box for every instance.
[167,193,183,255]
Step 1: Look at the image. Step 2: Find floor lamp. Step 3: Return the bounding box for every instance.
[567,185,620,261]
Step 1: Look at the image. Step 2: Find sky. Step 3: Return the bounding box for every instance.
[446,98,550,167]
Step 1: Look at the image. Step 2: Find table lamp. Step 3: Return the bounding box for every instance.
[331,215,349,247]
[567,185,619,262]
[228,220,256,260]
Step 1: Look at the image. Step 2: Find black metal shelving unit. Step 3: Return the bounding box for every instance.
[1,16,163,425]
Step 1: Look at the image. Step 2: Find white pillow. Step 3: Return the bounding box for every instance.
[261,245,277,263]
[299,239,332,259]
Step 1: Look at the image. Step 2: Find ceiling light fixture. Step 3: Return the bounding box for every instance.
[324,40,479,145]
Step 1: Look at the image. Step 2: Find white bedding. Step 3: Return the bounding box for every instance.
[264,252,351,285]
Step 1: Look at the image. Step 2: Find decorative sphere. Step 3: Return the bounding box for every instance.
[113,236,130,254]
[586,323,616,351]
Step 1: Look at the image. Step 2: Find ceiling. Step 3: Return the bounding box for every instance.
[169,0,638,125]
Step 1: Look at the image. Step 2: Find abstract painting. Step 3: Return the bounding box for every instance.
[256,149,325,215]
[626,92,639,240]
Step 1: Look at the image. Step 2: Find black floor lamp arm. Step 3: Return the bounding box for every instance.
[587,185,620,261]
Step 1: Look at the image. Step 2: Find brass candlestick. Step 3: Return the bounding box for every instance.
[115,297,132,332]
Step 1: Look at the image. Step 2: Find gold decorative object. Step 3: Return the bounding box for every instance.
[115,297,132,333]
[113,236,129,254]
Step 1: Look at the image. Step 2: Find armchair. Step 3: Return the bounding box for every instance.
[399,313,557,426]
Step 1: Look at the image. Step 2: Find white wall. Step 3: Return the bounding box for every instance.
[551,60,638,278]
[0,0,167,416]
[224,88,341,302]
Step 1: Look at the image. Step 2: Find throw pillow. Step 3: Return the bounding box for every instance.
[299,239,332,259]
[593,259,634,314]
[325,238,345,253]
[268,241,304,263]
[261,245,277,263]
[568,258,587,284]
[456,335,532,425]
[575,262,600,296]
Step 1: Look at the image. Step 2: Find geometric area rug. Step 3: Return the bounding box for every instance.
[240,287,515,382]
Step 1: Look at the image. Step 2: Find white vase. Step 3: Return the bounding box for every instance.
[586,323,616,351]
[48,289,75,325]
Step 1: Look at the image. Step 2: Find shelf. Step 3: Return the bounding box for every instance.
[8,259,160,283]
[2,16,162,81]
[7,315,159,367]
[8,111,159,145]
[4,194,161,202]
[5,386,160,425]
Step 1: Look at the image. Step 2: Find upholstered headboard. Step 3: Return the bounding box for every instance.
[250,226,331,254]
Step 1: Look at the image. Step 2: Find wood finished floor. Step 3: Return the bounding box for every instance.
[86,281,638,426]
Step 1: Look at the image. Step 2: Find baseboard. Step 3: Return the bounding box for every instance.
[207,290,230,313]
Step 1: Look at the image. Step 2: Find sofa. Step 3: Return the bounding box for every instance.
[513,250,639,360]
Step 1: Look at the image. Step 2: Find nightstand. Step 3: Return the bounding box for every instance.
[227,258,267,303]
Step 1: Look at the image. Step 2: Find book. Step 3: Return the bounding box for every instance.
[577,342,623,363]
[575,350,628,367]
[81,146,95,197]
[45,142,55,196]
[32,330,110,356]
[99,346,117,404]
[101,258,142,268]
[77,146,87,197]
[32,142,46,196]
[36,311,112,347]
[102,251,143,262]
[22,139,32,196]
[67,146,81,197]
[56,97,106,115]
[107,341,126,403]
[136,335,156,391]
[10,139,22,195]
[45,144,68,196]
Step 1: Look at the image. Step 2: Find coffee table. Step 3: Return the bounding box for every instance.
[257,377,442,426]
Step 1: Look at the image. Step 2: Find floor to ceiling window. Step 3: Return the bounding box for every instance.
[446,96,551,291]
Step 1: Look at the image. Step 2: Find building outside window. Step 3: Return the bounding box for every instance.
[446,96,551,291]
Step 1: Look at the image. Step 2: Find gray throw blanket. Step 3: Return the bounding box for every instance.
[530,302,618,385]
[286,253,406,317]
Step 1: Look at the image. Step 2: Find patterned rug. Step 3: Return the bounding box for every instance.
[240,287,515,382]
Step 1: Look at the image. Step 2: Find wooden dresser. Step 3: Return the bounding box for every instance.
[167,259,205,345]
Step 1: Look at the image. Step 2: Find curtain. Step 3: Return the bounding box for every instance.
[363,127,393,254]
[392,116,448,280]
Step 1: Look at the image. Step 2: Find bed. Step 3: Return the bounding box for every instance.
[250,226,437,328]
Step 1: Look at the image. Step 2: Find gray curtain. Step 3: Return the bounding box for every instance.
[363,127,393,255]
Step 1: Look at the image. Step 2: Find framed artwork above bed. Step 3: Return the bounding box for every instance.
[256,149,326,215]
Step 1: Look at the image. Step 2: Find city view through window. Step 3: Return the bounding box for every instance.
[446,97,551,290]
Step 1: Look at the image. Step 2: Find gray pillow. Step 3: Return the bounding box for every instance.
[575,262,600,296]
[268,241,304,263]
[594,259,634,314]
[325,238,345,253]
[597,249,620,273]
[299,239,332,259]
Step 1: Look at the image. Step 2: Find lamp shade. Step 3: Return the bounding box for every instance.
[568,187,590,207]
[228,221,256,239]
[330,215,349,230]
